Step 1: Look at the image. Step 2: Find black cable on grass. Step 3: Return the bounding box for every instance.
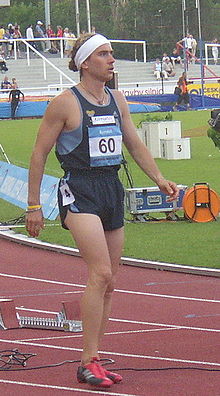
[0,213,25,226]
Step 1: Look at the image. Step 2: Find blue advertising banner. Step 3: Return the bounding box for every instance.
[0,101,48,119]
[0,161,59,220]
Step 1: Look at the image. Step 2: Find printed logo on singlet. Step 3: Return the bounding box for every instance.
[91,115,116,125]
[86,110,95,117]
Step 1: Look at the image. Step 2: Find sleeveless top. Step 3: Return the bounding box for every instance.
[55,86,123,172]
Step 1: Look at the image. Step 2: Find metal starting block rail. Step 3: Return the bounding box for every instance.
[18,316,82,332]
[0,299,82,332]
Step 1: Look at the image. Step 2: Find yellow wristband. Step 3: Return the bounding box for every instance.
[27,205,42,210]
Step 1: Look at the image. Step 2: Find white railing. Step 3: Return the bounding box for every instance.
[0,37,73,60]
[204,42,220,65]
[20,39,76,87]
[0,37,147,62]
[110,39,147,62]
[1,37,77,91]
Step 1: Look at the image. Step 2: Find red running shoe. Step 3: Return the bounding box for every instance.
[104,368,123,383]
[77,357,113,388]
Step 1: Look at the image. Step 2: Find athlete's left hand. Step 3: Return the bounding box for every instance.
[157,179,179,202]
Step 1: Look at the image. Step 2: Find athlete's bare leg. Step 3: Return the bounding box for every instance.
[98,227,124,345]
[65,211,124,365]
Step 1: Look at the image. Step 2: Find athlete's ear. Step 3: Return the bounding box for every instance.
[81,60,89,70]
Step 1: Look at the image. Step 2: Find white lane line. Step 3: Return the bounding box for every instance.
[1,291,82,299]
[0,379,138,396]
[110,318,220,333]
[0,272,85,288]
[0,272,219,304]
[0,338,219,367]
[18,328,177,342]
[116,290,220,303]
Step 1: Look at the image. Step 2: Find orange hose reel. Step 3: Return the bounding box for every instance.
[183,183,220,222]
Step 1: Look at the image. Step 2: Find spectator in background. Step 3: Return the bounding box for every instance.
[162,52,170,62]
[46,24,55,38]
[57,25,63,38]
[8,23,14,36]
[26,24,35,48]
[1,75,11,92]
[153,58,168,80]
[63,27,69,56]
[0,26,5,38]
[163,58,175,77]
[56,25,63,51]
[0,26,5,52]
[65,30,76,57]
[12,77,18,88]
[46,25,58,53]
[191,35,197,62]
[177,33,193,63]
[3,29,11,58]
[212,38,218,65]
[13,25,22,58]
[35,21,46,52]
[7,24,14,58]
[0,52,8,72]
[176,40,182,55]
[170,48,183,67]
[9,83,24,119]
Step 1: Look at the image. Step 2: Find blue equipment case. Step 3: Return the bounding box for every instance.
[125,185,187,214]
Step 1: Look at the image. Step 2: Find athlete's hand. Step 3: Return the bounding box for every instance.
[157,179,179,202]
[25,210,44,238]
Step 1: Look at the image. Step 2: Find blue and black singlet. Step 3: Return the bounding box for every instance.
[55,86,123,172]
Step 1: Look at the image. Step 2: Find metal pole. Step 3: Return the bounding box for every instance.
[182,0,186,37]
[196,0,205,107]
[159,11,164,94]
[45,0,51,27]
[75,0,80,37]
[86,0,91,33]
[143,42,147,63]
[196,0,202,40]
[134,10,137,61]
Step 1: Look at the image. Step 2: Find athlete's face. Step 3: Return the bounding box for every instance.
[83,43,115,82]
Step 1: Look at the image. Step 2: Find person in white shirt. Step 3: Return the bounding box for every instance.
[163,58,175,77]
[212,38,218,65]
[153,58,168,80]
[177,33,193,63]
[26,24,35,49]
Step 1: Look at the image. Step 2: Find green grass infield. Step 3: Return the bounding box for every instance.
[0,110,219,269]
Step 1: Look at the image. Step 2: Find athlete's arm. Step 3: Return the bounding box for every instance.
[26,90,78,237]
[114,90,179,200]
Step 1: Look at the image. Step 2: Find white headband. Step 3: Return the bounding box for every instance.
[74,34,111,70]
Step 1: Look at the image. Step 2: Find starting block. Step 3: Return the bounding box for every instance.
[0,299,82,332]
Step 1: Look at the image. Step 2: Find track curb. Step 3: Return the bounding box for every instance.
[1,229,220,278]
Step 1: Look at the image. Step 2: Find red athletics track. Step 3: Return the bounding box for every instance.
[0,235,220,396]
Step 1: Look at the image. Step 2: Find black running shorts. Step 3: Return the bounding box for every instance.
[58,168,125,231]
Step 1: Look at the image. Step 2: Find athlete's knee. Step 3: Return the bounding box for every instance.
[105,275,116,295]
[90,269,113,289]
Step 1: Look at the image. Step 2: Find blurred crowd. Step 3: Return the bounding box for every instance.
[0,21,77,59]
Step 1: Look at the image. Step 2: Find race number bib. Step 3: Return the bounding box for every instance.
[59,182,75,206]
[88,124,122,167]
